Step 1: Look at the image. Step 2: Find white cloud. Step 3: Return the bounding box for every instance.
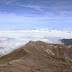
[2,0,17,4]
[0,29,72,56]
[16,3,43,11]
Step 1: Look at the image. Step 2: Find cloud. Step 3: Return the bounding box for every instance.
[0,0,72,17]
[17,3,43,12]
[2,0,17,4]
[0,29,72,56]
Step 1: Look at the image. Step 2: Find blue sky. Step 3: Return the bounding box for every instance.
[0,0,72,30]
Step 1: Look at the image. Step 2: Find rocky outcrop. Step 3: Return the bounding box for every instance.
[0,41,72,72]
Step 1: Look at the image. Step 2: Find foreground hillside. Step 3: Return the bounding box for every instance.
[0,41,72,72]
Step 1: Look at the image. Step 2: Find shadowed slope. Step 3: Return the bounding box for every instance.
[0,48,28,64]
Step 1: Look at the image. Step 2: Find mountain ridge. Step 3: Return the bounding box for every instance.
[0,41,72,72]
[61,39,72,45]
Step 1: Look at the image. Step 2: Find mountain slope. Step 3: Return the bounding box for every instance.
[0,41,72,72]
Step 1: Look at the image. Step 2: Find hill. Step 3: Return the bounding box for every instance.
[0,41,72,72]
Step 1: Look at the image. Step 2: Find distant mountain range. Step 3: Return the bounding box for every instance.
[61,39,72,45]
[0,41,72,72]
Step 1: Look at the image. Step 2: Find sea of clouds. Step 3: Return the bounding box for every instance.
[0,29,72,56]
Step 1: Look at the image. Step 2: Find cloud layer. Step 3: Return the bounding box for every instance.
[0,29,72,56]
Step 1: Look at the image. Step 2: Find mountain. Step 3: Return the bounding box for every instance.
[0,41,72,72]
[61,39,72,45]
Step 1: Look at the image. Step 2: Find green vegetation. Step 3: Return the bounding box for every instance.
[70,59,72,63]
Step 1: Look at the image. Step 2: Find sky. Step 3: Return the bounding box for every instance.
[0,0,72,56]
[0,0,72,30]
